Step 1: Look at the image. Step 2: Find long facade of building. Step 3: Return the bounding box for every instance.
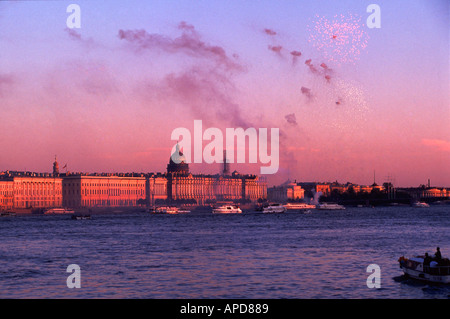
[0,172,63,210]
[0,150,267,211]
[62,174,146,208]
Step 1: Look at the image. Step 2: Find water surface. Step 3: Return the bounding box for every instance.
[0,206,449,298]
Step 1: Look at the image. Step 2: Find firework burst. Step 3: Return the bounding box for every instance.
[308,13,369,64]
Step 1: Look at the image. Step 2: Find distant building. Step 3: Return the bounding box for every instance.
[146,173,168,206]
[422,188,448,198]
[297,182,331,197]
[165,143,266,205]
[62,174,146,208]
[268,181,305,202]
[399,187,449,199]
[0,179,14,210]
[0,171,62,210]
[329,182,348,194]
[1,149,267,210]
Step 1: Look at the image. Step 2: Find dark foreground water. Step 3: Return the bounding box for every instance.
[0,206,449,299]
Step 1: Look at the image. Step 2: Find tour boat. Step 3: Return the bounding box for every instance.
[398,256,450,284]
[262,203,286,213]
[43,208,75,215]
[283,203,316,210]
[412,201,430,208]
[317,203,345,210]
[212,205,242,214]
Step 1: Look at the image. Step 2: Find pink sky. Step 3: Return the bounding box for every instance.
[0,1,449,187]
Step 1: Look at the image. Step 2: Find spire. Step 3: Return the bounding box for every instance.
[53,155,60,176]
[223,149,230,176]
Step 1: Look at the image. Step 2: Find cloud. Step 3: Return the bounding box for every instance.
[119,22,252,128]
[300,86,313,100]
[304,58,320,74]
[64,27,97,49]
[268,45,283,56]
[421,139,450,152]
[320,62,330,70]
[0,74,14,97]
[118,22,242,71]
[263,28,277,36]
[65,27,82,41]
[157,66,252,128]
[290,50,302,64]
[285,113,298,126]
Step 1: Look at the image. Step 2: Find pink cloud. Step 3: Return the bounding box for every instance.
[263,28,277,36]
[118,22,242,71]
[421,139,450,152]
[268,45,282,55]
[285,113,297,126]
[0,73,14,96]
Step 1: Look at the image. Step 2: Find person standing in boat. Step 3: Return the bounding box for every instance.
[434,247,442,261]
[424,253,432,266]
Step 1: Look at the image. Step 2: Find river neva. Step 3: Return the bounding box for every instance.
[0,206,449,299]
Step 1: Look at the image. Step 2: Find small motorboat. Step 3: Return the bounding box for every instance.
[149,206,182,214]
[44,208,75,215]
[71,214,91,220]
[212,205,242,214]
[177,208,191,214]
[0,211,16,217]
[262,203,286,213]
[398,255,450,284]
[412,201,430,208]
[317,203,345,210]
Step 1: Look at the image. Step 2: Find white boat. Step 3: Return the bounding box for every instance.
[44,208,75,215]
[284,203,316,210]
[263,203,286,213]
[413,201,430,208]
[212,205,242,214]
[317,203,345,210]
[399,256,450,284]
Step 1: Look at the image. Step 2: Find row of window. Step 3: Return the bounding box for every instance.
[64,189,145,196]
[63,199,143,207]
[66,182,145,188]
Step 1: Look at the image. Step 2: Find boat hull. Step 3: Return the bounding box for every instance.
[317,204,345,210]
[263,207,286,213]
[149,206,185,214]
[44,209,75,215]
[212,210,241,214]
[401,266,450,284]
[284,204,316,210]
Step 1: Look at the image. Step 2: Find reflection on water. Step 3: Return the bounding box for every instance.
[0,206,449,298]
